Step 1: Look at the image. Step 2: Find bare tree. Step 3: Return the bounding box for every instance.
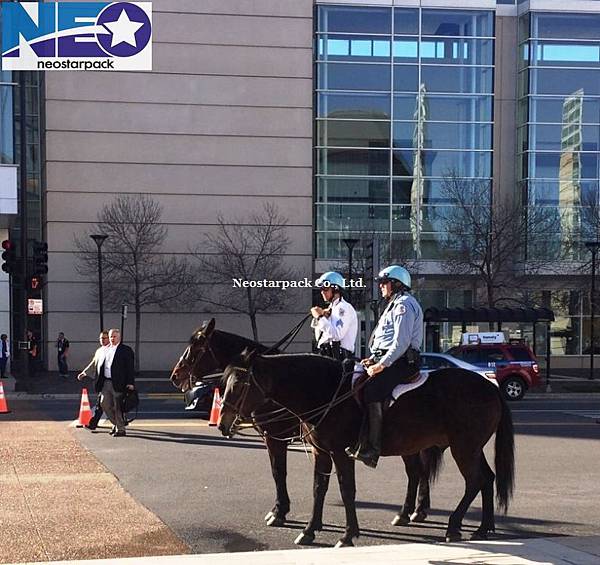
[75,194,194,371]
[440,174,559,307]
[193,204,297,341]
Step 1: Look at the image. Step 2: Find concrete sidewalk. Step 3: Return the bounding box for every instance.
[0,420,189,564]
[9,535,600,565]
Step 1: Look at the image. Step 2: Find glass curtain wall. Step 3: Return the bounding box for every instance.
[315,5,495,260]
[519,12,600,260]
[518,11,600,354]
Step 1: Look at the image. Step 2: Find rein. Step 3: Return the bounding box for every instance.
[224,363,371,442]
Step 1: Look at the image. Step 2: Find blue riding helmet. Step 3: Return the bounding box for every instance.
[315,271,346,289]
[376,265,411,290]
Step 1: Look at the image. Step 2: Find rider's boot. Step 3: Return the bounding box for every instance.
[346,402,383,468]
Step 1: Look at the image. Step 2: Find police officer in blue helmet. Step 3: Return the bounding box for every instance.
[346,264,423,468]
[311,271,358,361]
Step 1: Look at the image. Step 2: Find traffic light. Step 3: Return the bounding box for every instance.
[1,240,17,274]
[30,275,42,291]
[31,240,48,275]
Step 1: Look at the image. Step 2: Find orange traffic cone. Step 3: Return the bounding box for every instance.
[208,387,222,426]
[76,388,93,427]
[0,380,10,414]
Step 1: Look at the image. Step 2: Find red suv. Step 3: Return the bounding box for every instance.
[447,342,540,400]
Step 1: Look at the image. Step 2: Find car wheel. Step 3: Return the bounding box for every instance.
[501,376,526,401]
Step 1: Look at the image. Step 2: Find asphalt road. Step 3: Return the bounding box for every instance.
[16,394,600,555]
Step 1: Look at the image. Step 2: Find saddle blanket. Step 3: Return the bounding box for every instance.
[391,371,429,400]
[352,364,429,401]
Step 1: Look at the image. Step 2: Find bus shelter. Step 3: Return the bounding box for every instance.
[424,307,555,389]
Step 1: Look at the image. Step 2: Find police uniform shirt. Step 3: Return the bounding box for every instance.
[311,297,358,353]
[370,293,423,367]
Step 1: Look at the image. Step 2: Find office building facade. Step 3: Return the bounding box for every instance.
[2,1,600,369]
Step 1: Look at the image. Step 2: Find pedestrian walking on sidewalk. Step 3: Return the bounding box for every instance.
[98,329,135,437]
[77,330,109,430]
[27,330,39,378]
[57,332,70,378]
[0,334,9,378]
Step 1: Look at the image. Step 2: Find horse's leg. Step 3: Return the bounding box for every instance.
[391,455,421,526]
[471,453,496,540]
[445,445,484,543]
[294,450,332,546]
[263,436,290,527]
[331,450,360,547]
[413,465,431,523]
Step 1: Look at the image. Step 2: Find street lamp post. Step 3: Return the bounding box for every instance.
[90,234,108,333]
[342,238,359,302]
[584,241,600,380]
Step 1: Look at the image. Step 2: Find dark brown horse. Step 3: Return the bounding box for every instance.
[170,318,438,528]
[219,350,515,548]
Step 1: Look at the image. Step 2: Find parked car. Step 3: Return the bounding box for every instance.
[420,352,497,384]
[184,375,222,414]
[446,342,540,401]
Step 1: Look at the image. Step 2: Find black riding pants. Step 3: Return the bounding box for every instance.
[363,357,421,404]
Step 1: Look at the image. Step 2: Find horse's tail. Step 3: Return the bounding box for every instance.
[494,396,515,514]
[420,446,445,484]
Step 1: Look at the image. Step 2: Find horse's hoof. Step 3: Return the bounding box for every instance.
[334,539,354,548]
[445,531,462,543]
[471,528,494,540]
[391,514,410,526]
[410,510,427,523]
[264,511,274,522]
[294,532,315,546]
[266,514,285,527]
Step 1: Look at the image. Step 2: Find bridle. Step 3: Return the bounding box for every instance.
[175,331,221,390]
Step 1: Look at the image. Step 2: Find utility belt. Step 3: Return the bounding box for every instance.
[373,346,421,366]
[319,342,354,361]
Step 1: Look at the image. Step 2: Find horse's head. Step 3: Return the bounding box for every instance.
[218,348,267,437]
[170,318,219,392]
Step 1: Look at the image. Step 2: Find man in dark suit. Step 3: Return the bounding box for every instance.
[97,328,135,437]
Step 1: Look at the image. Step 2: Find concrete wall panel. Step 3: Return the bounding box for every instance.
[46,101,312,138]
[46,132,311,167]
[46,74,312,107]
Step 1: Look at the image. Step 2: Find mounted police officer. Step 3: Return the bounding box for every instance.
[346,264,423,469]
[310,271,358,361]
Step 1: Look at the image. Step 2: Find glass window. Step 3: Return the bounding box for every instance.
[392,149,414,176]
[317,147,390,176]
[529,97,600,125]
[316,203,390,231]
[420,150,492,177]
[423,94,493,122]
[528,151,600,179]
[421,65,493,94]
[317,120,390,148]
[318,92,391,120]
[530,68,600,96]
[532,13,600,41]
[392,178,413,204]
[421,178,492,204]
[392,38,418,62]
[0,84,14,164]
[317,63,391,92]
[422,123,492,150]
[317,35,391,63]
[393,8,419,36]
[393,93,421,120]
[317,177,390,204]
[392,121,416,148]
[318,6,391,35]
[421,10,494,38]
[420,38,494,66]
[392,65,419,92]
[531,41,600,67]
[528,124,600,152]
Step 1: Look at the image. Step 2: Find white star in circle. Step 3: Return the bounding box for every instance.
[103,9,144,48]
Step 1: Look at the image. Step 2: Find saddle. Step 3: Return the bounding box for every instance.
[351,366,421,408]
